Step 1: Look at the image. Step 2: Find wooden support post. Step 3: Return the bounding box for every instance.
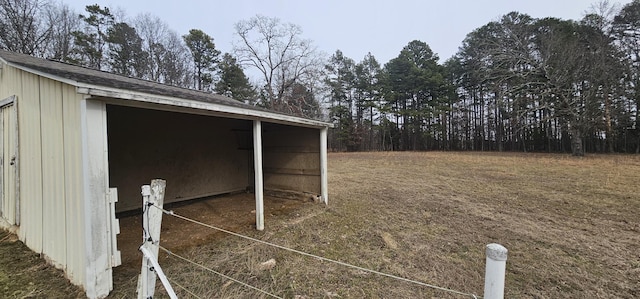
[137,179,166,299]
[320,127,329,205]
[484,243,508,299]
[253,120,264,231]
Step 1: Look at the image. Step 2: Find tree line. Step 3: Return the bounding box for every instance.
[326,2,640,155]
[1,0,638,155]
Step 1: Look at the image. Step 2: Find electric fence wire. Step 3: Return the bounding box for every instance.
[159,245,283,299]
[165,275,204,299]
[153,204,480,299]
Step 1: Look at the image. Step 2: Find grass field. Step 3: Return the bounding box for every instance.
[2,152,639,298]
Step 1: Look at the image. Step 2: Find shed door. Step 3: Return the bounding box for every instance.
[0,97,18,225]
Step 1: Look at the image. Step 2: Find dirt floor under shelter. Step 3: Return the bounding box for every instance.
[115,192,309,269]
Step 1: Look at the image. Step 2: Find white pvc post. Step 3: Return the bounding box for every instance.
[137,185,151,299]
[137,179,167,299]
[253,120,264,231]
[320,127,329,205]
[140,246,177,299]
[484,243,508,299]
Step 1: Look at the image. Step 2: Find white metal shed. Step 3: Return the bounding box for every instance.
[0,50,330,298]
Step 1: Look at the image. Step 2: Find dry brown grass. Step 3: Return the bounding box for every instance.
[0,230,85,298]
[146,152,639,298]
[3,152,639,298]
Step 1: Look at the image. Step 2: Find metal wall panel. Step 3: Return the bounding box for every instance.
[62,83,86,287]
[40,78,67,269]
[18,70,44,252]
[0,65,87,289]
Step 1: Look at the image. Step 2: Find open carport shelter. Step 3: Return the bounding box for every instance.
[0,50,330,298]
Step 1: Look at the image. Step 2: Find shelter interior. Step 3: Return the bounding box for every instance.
[106,104,322,213]
[106,103,323,272]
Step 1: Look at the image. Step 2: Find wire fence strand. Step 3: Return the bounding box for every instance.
[159,246,283,299]
[153,205,479,299]
[165,275,204,299]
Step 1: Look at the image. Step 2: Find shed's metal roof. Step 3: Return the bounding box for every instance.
[0,50,330,128]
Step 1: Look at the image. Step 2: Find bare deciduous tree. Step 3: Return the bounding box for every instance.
[0,0,54,56]
[47,3,81,61]
[233,15,323,114]
[130,13,192,87]
[160,32,193,88]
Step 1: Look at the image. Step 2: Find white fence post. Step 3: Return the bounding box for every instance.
[140,246,177,299]
[137,179,166,299]
[484,243,508,299]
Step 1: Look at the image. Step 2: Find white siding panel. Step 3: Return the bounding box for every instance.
[18,71,43,252]
[0,64,21,99]
[40,78,67,268]
[1,65,89,293]
[63,84,86,286]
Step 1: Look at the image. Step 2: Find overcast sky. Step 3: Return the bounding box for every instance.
[64,0,632,65]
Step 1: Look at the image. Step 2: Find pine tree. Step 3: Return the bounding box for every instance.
[183,29,220,91]
[214,53,256,102]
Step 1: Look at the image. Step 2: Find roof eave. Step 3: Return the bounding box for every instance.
[4,60,332,128]
[76,86,332,128]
